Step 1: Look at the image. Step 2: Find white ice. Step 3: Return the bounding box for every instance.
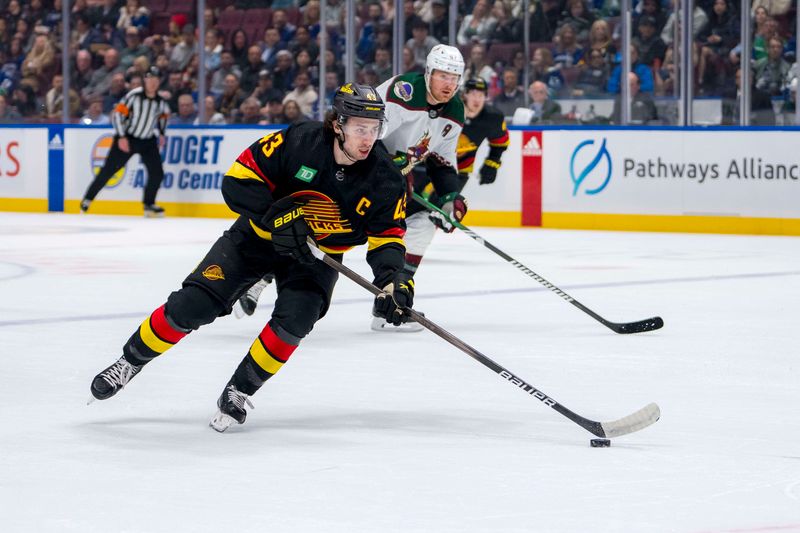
[1,212,799,533]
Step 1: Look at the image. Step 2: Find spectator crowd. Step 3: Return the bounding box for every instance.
[0,0,798,126]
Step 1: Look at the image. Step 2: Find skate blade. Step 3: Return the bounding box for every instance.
[209,411,238,433]
[370,317,424,333]
[87,395,96,405]
[144,211,165,219]
[232,302,246,319]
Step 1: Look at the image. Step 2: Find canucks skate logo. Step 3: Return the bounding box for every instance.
[202,265,225,280]
[570,138,612,196]
[90,134,126,189]
[393,81,413,102]
[291,191,352,240]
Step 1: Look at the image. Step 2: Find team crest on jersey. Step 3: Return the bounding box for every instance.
[202,265,225,280]
[393,81,413,102]
[290,191,352,240]
[407,131,432,162]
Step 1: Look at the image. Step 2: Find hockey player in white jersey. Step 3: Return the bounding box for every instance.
[370,44,468,332]
[233,46,468,329]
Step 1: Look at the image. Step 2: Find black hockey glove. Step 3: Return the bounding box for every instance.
[262,196,315,265]
[372,271,415,326]
[429,192,468,233]
[479,159,501,184]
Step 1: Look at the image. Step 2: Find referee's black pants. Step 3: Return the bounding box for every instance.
[83,136,165,205]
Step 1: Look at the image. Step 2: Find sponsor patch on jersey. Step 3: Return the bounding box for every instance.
[393,81,413,102]
[202,265,225,281]
[294,165,318,182]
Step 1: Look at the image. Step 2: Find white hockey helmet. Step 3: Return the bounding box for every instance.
[425,44,465,91]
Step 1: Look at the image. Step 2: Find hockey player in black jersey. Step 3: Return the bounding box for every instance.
[88,84,414,432]
[457,78,510,187]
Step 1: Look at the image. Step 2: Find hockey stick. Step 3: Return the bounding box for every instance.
[307,242,660,439]
[413,192,664,334]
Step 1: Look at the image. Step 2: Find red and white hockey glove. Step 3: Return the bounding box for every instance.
[429,192,468,233]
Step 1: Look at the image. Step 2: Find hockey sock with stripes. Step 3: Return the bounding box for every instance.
[123,304,190,366]
[230,322,300,395]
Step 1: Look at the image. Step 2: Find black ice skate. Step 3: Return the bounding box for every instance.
[233,275,274,318]
[79,199,91,214]
[209,380,254,433]
[89,356,143,402]
[144,204,165,218]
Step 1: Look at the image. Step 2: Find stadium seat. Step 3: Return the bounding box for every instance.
[487,43,521,67]
[142,0,167,13]
[284,7,301,26]
[245,8,272,28]
[217,9,246,34]
[167,0,195,17]
[149,13,171,36]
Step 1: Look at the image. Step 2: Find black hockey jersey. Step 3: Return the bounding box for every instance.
[457,104,510,175]
[222,121,408,284]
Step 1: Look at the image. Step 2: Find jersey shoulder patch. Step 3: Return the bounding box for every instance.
[386,73,428,108]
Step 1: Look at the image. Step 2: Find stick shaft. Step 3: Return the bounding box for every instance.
[307,244,658,438]
[413,193,663,334]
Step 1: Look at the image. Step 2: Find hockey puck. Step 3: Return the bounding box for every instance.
[590,438,611,448]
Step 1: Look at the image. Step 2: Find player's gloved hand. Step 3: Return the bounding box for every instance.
[262,196,316,265]
[429,192,468,233]
[479,159,501,184]
[372,271,415,326]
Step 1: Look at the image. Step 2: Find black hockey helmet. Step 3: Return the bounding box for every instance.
[464,77,488,93]
[333,83,386,122]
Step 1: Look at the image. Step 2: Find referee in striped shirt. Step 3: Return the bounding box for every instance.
[81,66,170,217]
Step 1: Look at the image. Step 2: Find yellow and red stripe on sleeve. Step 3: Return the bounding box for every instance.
[248,324,298,376]
[488,128,510,148]
[137,304,188,356]
[226,148,275,190]
[367,227,405,251]
[457,154,476,173]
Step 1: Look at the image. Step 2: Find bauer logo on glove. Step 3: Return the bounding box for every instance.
[272,206,305,228]
[262,196,316,265]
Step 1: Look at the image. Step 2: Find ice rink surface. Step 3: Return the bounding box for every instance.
[1,212,799,533]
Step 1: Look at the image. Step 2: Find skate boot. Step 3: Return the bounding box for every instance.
[144,204,165,218]
[233,275,273,318]
[79,199,91,214]
[89,355,143,402]
[370,312,425,333]
[209,379,254,433]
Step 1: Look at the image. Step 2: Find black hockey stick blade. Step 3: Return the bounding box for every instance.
[606,316,664,334]
[412,192,664,335]
[307,241,661,439]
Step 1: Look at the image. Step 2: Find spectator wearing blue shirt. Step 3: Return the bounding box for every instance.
[607,45,655,93]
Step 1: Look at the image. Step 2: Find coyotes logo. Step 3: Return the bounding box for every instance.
[407,131,432,164]
[290,191,352,240]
